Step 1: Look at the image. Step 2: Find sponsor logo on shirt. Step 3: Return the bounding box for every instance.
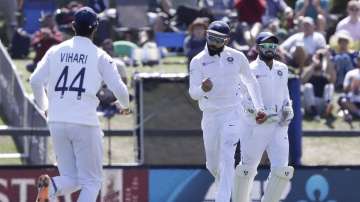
[202,61,215,66]
[255,74,267,79]
[277,70,283,76]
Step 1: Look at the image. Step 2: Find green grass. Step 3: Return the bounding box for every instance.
[303,116,360,130]
[0,116,4,125]
[0,116,23,165]
[302,136,360,165]
[0,136,22,165]
[0,109,22,164]
[13,57,33,93]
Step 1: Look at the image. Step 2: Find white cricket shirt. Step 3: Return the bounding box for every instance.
[30,36,129,126]
[280,32,326,55]
[343,68,360,103]
[249,57,290,113]
[189,46,264,112]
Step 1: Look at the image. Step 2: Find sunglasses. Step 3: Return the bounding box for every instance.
[258,43,278,49]
[206,33,228,46]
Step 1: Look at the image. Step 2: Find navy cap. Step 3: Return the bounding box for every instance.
[256,32,279,44]
[207,20,230,36]
[74,7,98,31]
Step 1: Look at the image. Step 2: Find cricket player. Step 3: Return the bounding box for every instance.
[189,20,267,202]
[232,32,294,202]
[30,7,129,202]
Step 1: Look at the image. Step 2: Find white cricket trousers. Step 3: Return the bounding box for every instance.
[240,121,289,168]
[48,122,103,202]
[201,107,243,202]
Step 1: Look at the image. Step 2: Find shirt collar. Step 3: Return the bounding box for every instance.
[256,56,267,66]
[73,36,92,44]
[204,44,226,58]
[256,56,274,70]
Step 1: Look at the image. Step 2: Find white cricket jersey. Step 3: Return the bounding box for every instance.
[30,36,129,126]
[280,32,326,55]
[189,46,264,112]
[248,57,290,113]
[343,68,360,103]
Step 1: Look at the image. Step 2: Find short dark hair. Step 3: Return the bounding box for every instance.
[73,7,98,37]
[74,23,96,37]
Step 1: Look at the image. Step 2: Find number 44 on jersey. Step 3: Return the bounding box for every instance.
[55,66,86,100]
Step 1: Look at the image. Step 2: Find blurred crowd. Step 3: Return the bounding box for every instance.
[0,0,360,125]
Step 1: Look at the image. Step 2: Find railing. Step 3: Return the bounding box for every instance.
[0,41,47,164]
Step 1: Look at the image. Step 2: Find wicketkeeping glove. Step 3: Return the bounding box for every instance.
[279,101,294,126]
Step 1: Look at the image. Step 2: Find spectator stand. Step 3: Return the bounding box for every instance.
[113,40,140,66]
[116,0,150,32]
[152,31,186,71]
[115,0,161,66]
[155,31,186,56]
[22,0,56,34]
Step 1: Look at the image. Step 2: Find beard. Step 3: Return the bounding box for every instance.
[207,44,224,56]
[259,50,276,61]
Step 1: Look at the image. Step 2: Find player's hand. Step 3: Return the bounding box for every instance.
[201,78,213,92]
[112,101,132,115]
[279,106,294,126]
[255,110,267,124]
[120,108,132,115]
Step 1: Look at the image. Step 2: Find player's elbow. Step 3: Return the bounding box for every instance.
[114,88,130,108]
[189,88,201,100]
[29,76,43,90]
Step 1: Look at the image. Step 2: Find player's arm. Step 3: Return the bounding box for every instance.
[99,53,130,110]
[29,49,51,113]
[239,56,264,111]
[189,58,207,100]
[239,56,267,123]
[280,67,294,126]
[283,67,291,104]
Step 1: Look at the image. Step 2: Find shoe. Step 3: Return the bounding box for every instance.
[344,110,353,123]
[325,114,336,129]
[36,174,50,202]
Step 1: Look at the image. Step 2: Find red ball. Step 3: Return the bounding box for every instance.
[256,112,266,121]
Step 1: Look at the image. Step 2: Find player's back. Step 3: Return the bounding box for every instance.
[46,36,105,126]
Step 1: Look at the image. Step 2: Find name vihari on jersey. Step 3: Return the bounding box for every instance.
[60,52,88,64]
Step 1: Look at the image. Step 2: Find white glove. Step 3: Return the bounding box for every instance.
[279,103,294,126]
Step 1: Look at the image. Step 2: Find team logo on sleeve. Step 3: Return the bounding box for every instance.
[277,70,283,76]
[227,56,234,63]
